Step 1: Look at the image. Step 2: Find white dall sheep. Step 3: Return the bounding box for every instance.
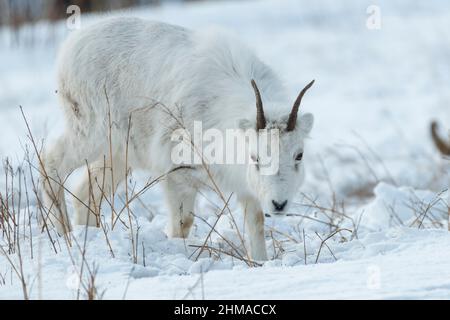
[41,17,315,261]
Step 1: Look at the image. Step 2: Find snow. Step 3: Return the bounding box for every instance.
[0,0,449,300]
[109,228,450,300]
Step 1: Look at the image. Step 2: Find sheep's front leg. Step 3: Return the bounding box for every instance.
[164,174,196,238]
[240,197,268,261]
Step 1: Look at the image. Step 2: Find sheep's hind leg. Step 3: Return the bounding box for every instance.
[73,155,127,228]
[41,135,83,234]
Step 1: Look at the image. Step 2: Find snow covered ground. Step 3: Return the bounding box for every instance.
[0,0,449,299]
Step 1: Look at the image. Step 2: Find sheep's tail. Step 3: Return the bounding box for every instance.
[431,121,450,156]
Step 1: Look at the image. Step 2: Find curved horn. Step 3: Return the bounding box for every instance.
[286,80,315,131]
[251,79,266,130]
[431,121,450,156]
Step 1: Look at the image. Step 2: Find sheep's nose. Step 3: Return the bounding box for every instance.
[272,200,288,212]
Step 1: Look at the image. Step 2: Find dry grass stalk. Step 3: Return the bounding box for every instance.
[314,228,352,264]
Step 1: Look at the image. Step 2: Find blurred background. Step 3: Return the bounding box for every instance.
[0,0,171,25]
[0,0,196,45]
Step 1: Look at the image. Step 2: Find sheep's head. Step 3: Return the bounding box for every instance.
[240,80,314,215]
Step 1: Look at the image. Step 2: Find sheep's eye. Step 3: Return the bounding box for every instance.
[251,155,260,171]
[295,153,303,161]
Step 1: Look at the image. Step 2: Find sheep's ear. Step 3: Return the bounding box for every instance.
[298,113,314,134]
[238,119,254,130]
